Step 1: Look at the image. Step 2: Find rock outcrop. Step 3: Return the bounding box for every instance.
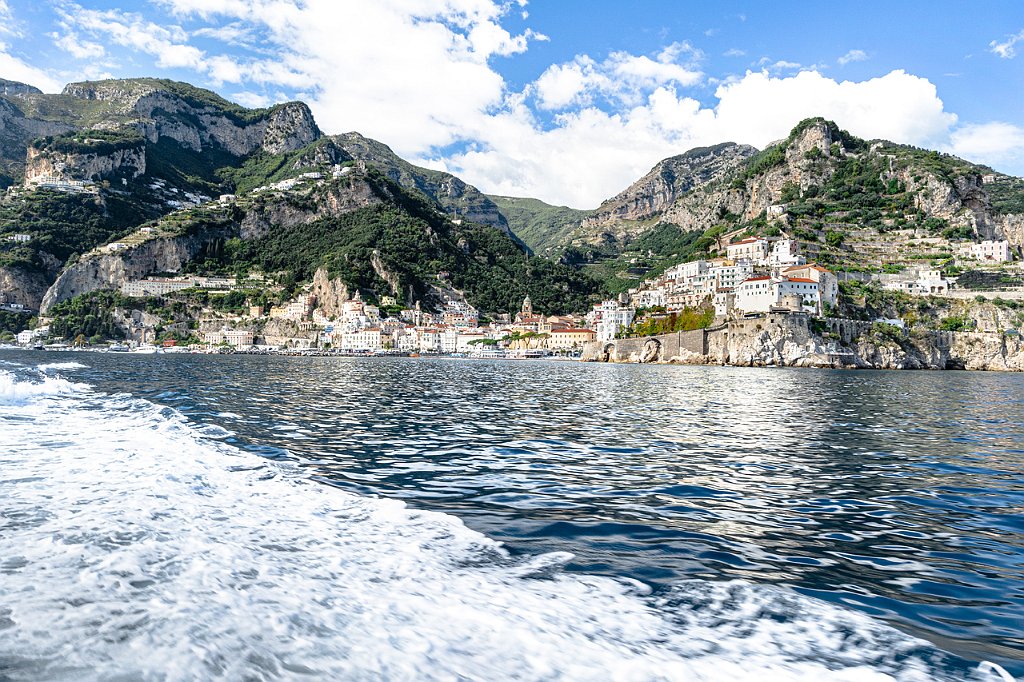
[584,314,1024,372]
[333,132,511,233]
[0,265,52,310]
[584,143,756,233]
[310,267,351,319]
[25,141,146,182]
[40,173,384,312]
[40,232,224,313]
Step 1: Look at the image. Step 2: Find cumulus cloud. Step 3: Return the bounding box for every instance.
[837,49,868,66]
[0,41,64,91]
[444,69,963,207]
[51,31,106,60]
[45,1,1021,206]
[64,5,206,70]
[990,29,1024,58]
[535,41,702,110]
[947,121,1024,168]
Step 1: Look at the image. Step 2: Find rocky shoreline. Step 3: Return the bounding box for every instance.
[582,313,1024,372]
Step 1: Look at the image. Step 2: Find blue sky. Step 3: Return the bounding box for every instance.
[1,0,1022,207]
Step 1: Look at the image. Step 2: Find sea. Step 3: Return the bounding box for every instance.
[1,350,1022,681]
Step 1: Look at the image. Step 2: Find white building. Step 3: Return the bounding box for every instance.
[27,175,95,194]
[17,327,47,345]
[632,287,667,308]
[782,264,838,309]
[440,328,458,353]
[339,328,382,351]
[5,233,30,243]
[917,269,949,295]
[770,239,805,267]
[708,261,754,289]
[959,240,1012,263]
[726,238,770,264]
[734,276,820,315]
[204,328,254,348]
[122,278,195,297]
[417,328,442,353]
[224,329,254,348]
[664,260,709,283]
[587,300,636,341]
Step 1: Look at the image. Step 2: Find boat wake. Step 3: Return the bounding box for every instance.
[0,368,1013,681]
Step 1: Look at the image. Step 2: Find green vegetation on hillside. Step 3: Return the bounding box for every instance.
[47,290,129,341]
[0,190,140,270]
[488,195,591,255]
[0,309,32,335]
[31,128,144,156]
[620,305,716,337]
[191,174,600,315]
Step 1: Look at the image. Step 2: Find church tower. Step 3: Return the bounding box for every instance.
[520,295,533,318]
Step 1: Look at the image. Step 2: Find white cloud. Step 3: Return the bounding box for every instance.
[990,29,1024,58]
[446,69,963,207]
[947,121,1024,168]
[65,6,206,69]
[723,48,745,57]
[51,31,106,59]
[44,1,1022,206]
[837,49,868,66]
[0,41,64,91]
[535,41,702,110]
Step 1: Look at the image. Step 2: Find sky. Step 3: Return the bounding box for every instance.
[1,0,1023,208]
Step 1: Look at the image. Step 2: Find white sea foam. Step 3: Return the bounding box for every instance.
[36,361,89,372]
[0,372,1005,681]
[0,369,86,405]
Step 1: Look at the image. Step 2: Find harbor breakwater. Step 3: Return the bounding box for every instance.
[582,313,1024,371]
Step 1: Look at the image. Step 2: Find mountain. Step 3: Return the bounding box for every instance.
[568,118,1024,290]
[0,77,538,313]
[486,195,592,256]
[40,167,596,317]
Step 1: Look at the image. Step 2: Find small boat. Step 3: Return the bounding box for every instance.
[132,344,162,354]
[107,343,130,352]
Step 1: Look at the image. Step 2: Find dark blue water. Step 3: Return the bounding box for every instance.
[6,351,1024,676]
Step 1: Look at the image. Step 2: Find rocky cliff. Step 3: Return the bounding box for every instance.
[56,79,321,157]
[584,314,1024,372]
[333,132,512,234]
[41,174,384,312]
[583,142,757,236]
[25,140,147,182]
[570,118,1024,269]
[0,265,53,310]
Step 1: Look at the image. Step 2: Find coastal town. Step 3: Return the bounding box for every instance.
[7,225,1019,358]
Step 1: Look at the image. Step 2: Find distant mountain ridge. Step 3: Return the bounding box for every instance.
[530,117,1024,290]
[2,75,1024,320]
[0,77,527,311]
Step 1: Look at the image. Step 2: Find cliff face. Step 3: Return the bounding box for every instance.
[238,178,381,239]
[585,315,1024,372]
[25,142,146,182]
[41,176,384,313]
[2,78,322,187]
[57,79,321,157]
[573,118,1024,259]
[132,94,319,156]
[333,132,511,234]
[40,231,224,313]
[0,265,53,310]
[583,143,757,235]
[0,97,74,181]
